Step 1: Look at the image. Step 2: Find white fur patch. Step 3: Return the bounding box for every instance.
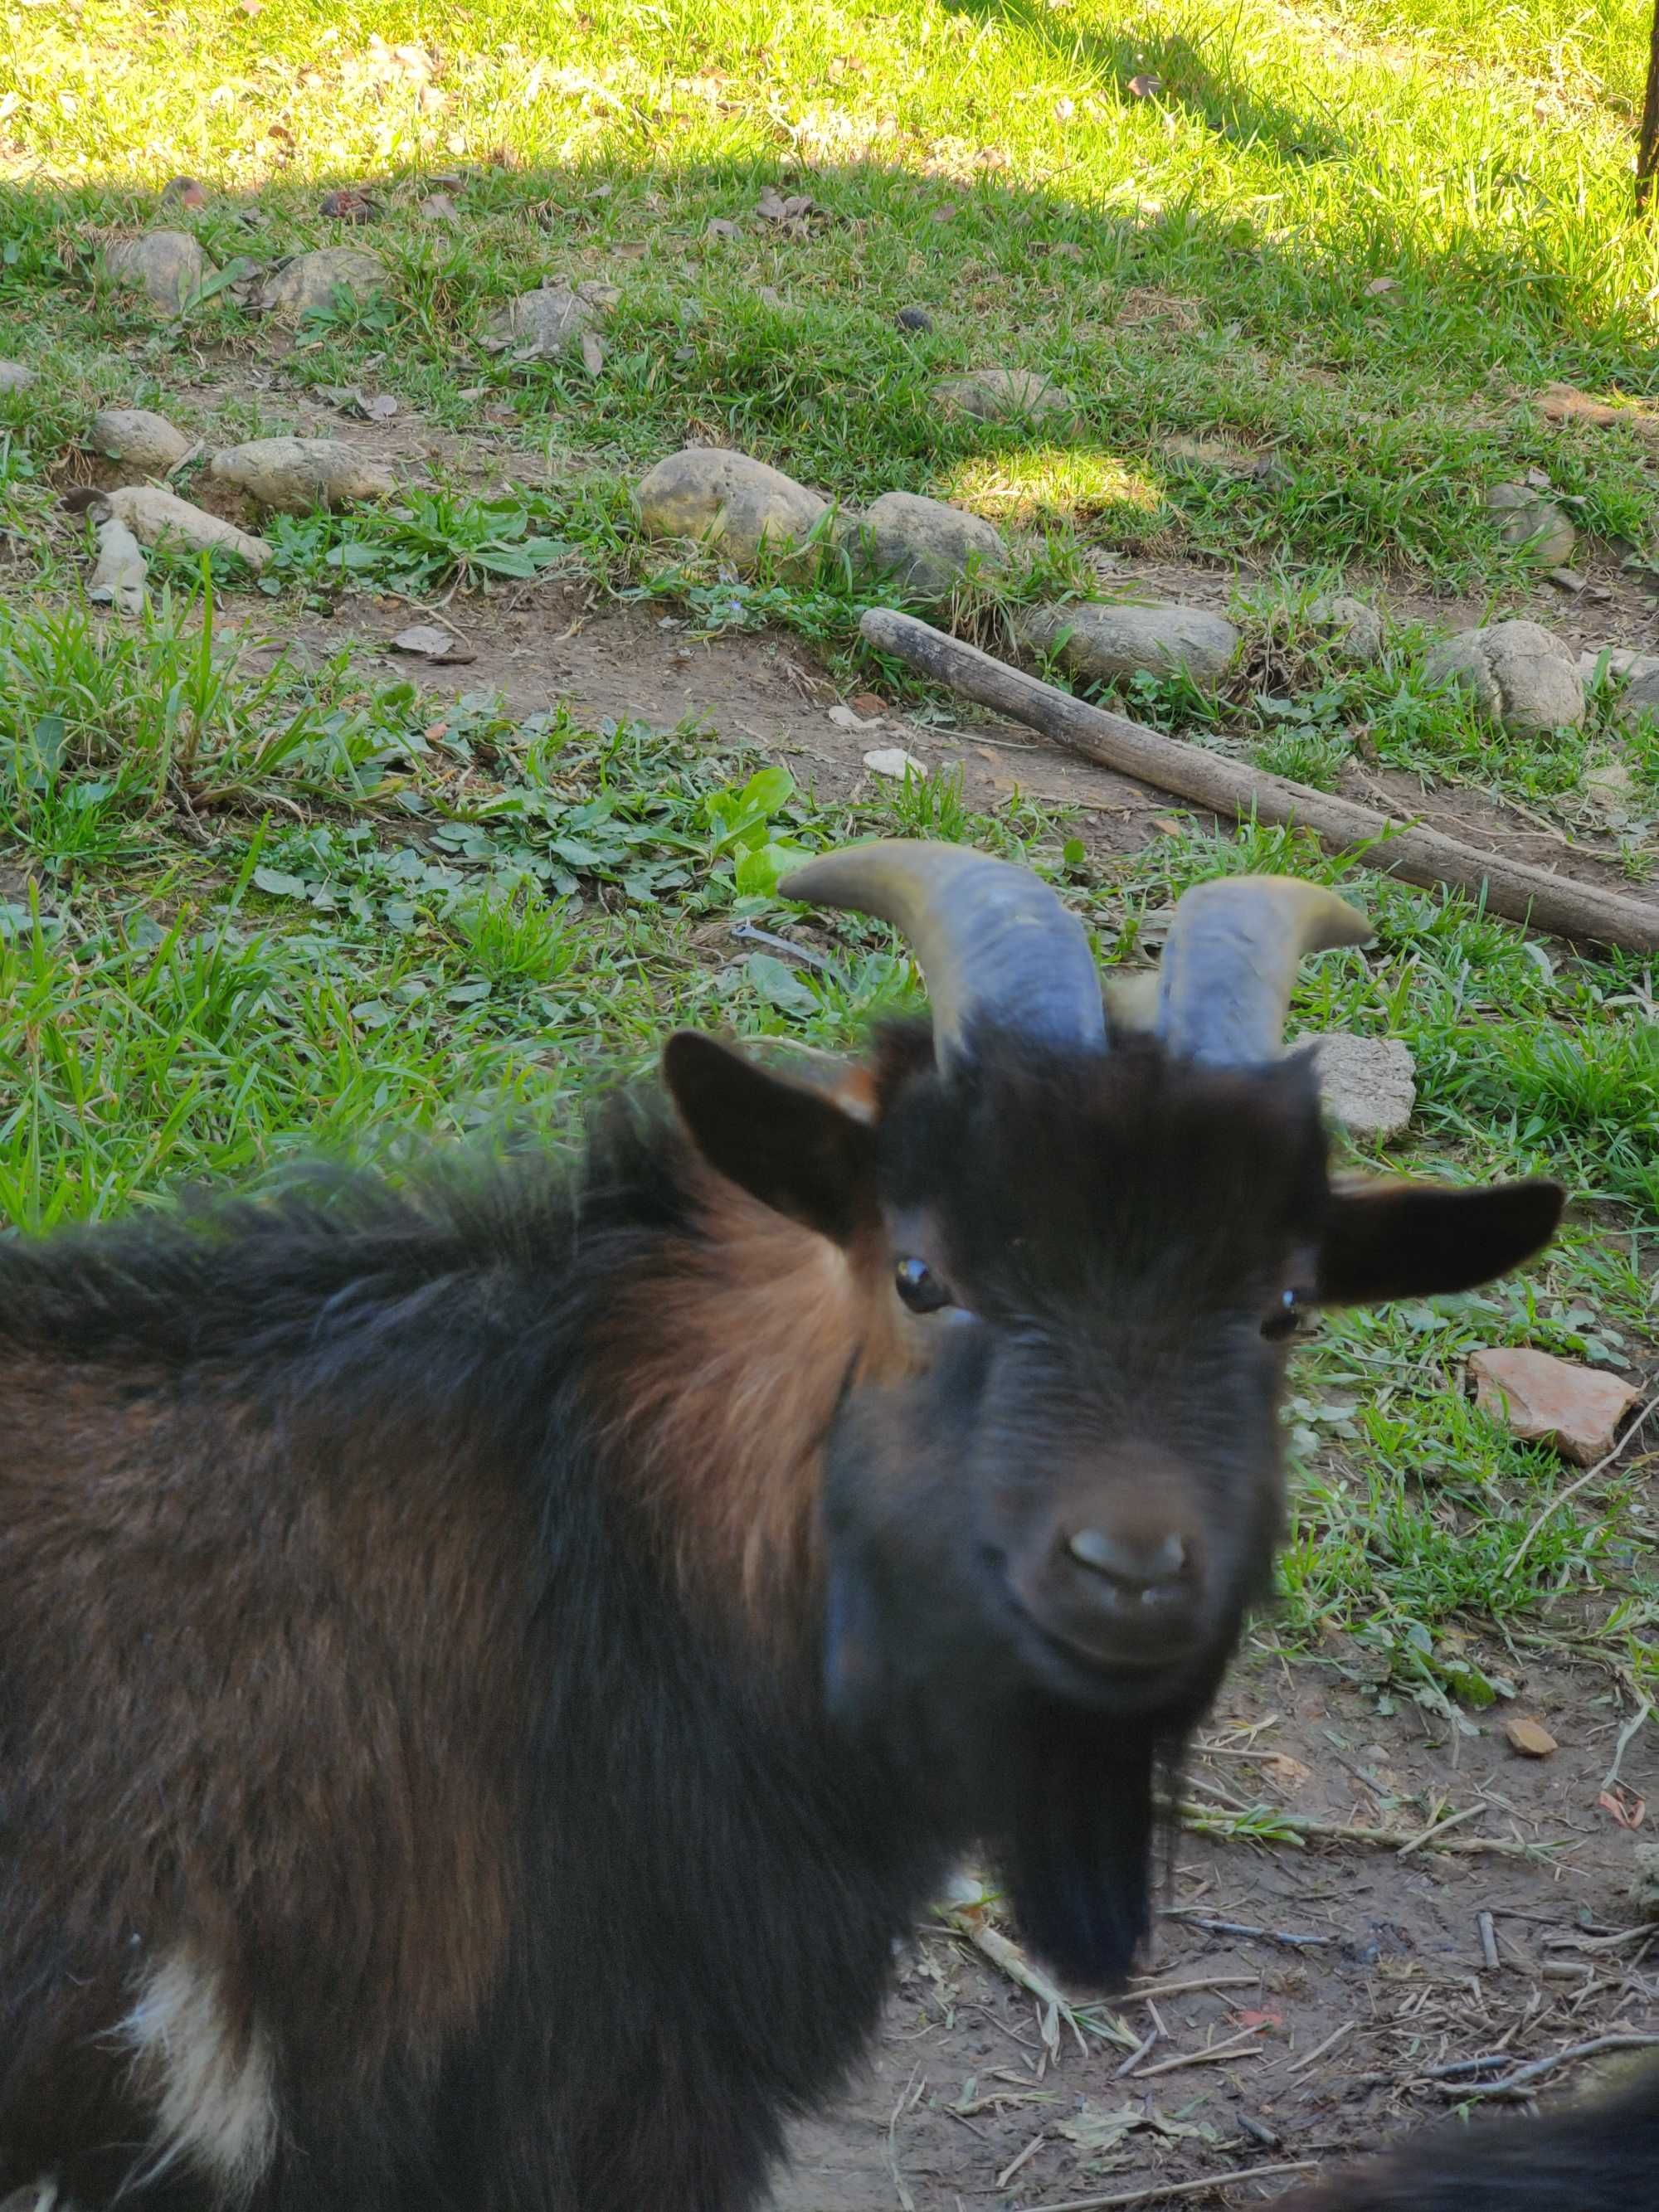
[121,1950,277,2202]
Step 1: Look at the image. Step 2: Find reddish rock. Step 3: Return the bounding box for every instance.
[1503,1717,1558,1758]
[1470,1347,1642,1466]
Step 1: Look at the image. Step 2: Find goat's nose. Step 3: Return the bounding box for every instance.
[1034,1521,1201,1668]
[1067,1527,1189,1597]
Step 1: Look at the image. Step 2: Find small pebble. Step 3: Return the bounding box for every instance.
[895,305,934,333]
[1502,1717,1558,1758]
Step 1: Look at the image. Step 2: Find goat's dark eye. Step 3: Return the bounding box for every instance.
[1262,1289,1302,1342]
[895,1257,953,1315]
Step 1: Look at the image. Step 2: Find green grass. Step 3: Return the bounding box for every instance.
[2,0,1656,1690]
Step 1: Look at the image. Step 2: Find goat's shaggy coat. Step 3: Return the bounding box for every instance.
[0,994,1567,2210]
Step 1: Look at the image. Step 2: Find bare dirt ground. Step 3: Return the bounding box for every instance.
[768,1641,1656,2212]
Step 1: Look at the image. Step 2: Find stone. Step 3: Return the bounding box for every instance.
[1631,1841,1659,1924]
[1503,1717,1558,1758]
[1423,620,1584,737]
[390,623,474,664]
[256,247,387,323]
[105,230,207,314]
[896,305,934,333]
[635,447,828,571]
[97,484,270,569]
[1297,1033,1415,1143]
[1469,1347,1642,1466]
[0,362,36,394]
[90,407,192,470]
[1021,600,1239,688]
[835,491,1005,605]
[86,510,147,615]
[1584,647,1659,728]
[1485,482,1576,567]
[209,438,396,513]
[482,282,615,359]
[933,367,1077,425]
[1581,759,1642,826]
[863,747,927,779]
[1307,591,1384,665]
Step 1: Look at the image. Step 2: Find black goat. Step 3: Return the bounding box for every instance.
[0,841,1562,2212]
[1276,2064,1658,2209]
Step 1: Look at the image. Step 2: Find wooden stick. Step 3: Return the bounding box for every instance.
[859,609,1659,954]
[1023,2161,1319,2212]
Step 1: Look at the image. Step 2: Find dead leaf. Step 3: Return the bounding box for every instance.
[1363,275,1398,296]
[756,186,817,226]
[1505,1717,1558,1757]
[1127,73,1163,96]
[391,623,474,664]
[418,192,460,226]
[705,217,739,241]
[580,329,606,375]
[1060,2101,1202,2158]
[320,188,378,224]
[1262,1752,1311,1785]
[1232,2008,1287,2032]
[162,176,208,209]
[1599,1785,1646,1829]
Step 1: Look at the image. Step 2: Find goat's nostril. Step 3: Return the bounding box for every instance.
[1066,1527,1188,1591]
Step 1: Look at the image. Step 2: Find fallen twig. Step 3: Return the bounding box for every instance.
[1477,1911,1501,1973]
[1020,2160,1320,2211]
[1133,2030,1264,2078]
[1173,1801,1558,1863]
[1430,2031,1659,2101]
[1397,1802,1487,1858]
[1285,2019,1355,2076]
[1128,1975,1263,2002]
[858,607,1659,953]
[1159,1910,1334,1949]
[997,2130,1048,2190]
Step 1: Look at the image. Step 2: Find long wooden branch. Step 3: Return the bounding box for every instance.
[861,609,1659,954]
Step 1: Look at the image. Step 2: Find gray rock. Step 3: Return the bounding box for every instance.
[1423,620,1584,736]
[1022,600,1239,688]
[934,367,1077,425]
[0,362,36,394]
[209,437,397,513]
[636,447,828,571]
[257,247,387,323]
[835,491,1005,604]
[482,282,617,359]
[105,231,207,314]
[896,305,934,333]
[1485,483,1575,567]
[1581,758,1642,825]
[90,407,192,469]
[1307,591,1384,664]
[1583,646,1659,727]
[1297,1032,1416,1143]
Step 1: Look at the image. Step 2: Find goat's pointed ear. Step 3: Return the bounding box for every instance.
[663,1031,879,1245]
[1314,1176,1564,1306]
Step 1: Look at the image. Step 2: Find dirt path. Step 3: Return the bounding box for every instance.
[771,1641,1656,2210]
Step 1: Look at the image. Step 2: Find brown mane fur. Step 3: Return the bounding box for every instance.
[597,1165,919,1621]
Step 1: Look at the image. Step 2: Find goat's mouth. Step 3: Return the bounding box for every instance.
[990,1553,1215,1719]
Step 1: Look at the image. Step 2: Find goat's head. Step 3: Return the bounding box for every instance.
[662,843,1562,1984]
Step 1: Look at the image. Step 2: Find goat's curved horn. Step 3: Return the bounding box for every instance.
[780,840,1106,1071]
[1153,876,1373,1066]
